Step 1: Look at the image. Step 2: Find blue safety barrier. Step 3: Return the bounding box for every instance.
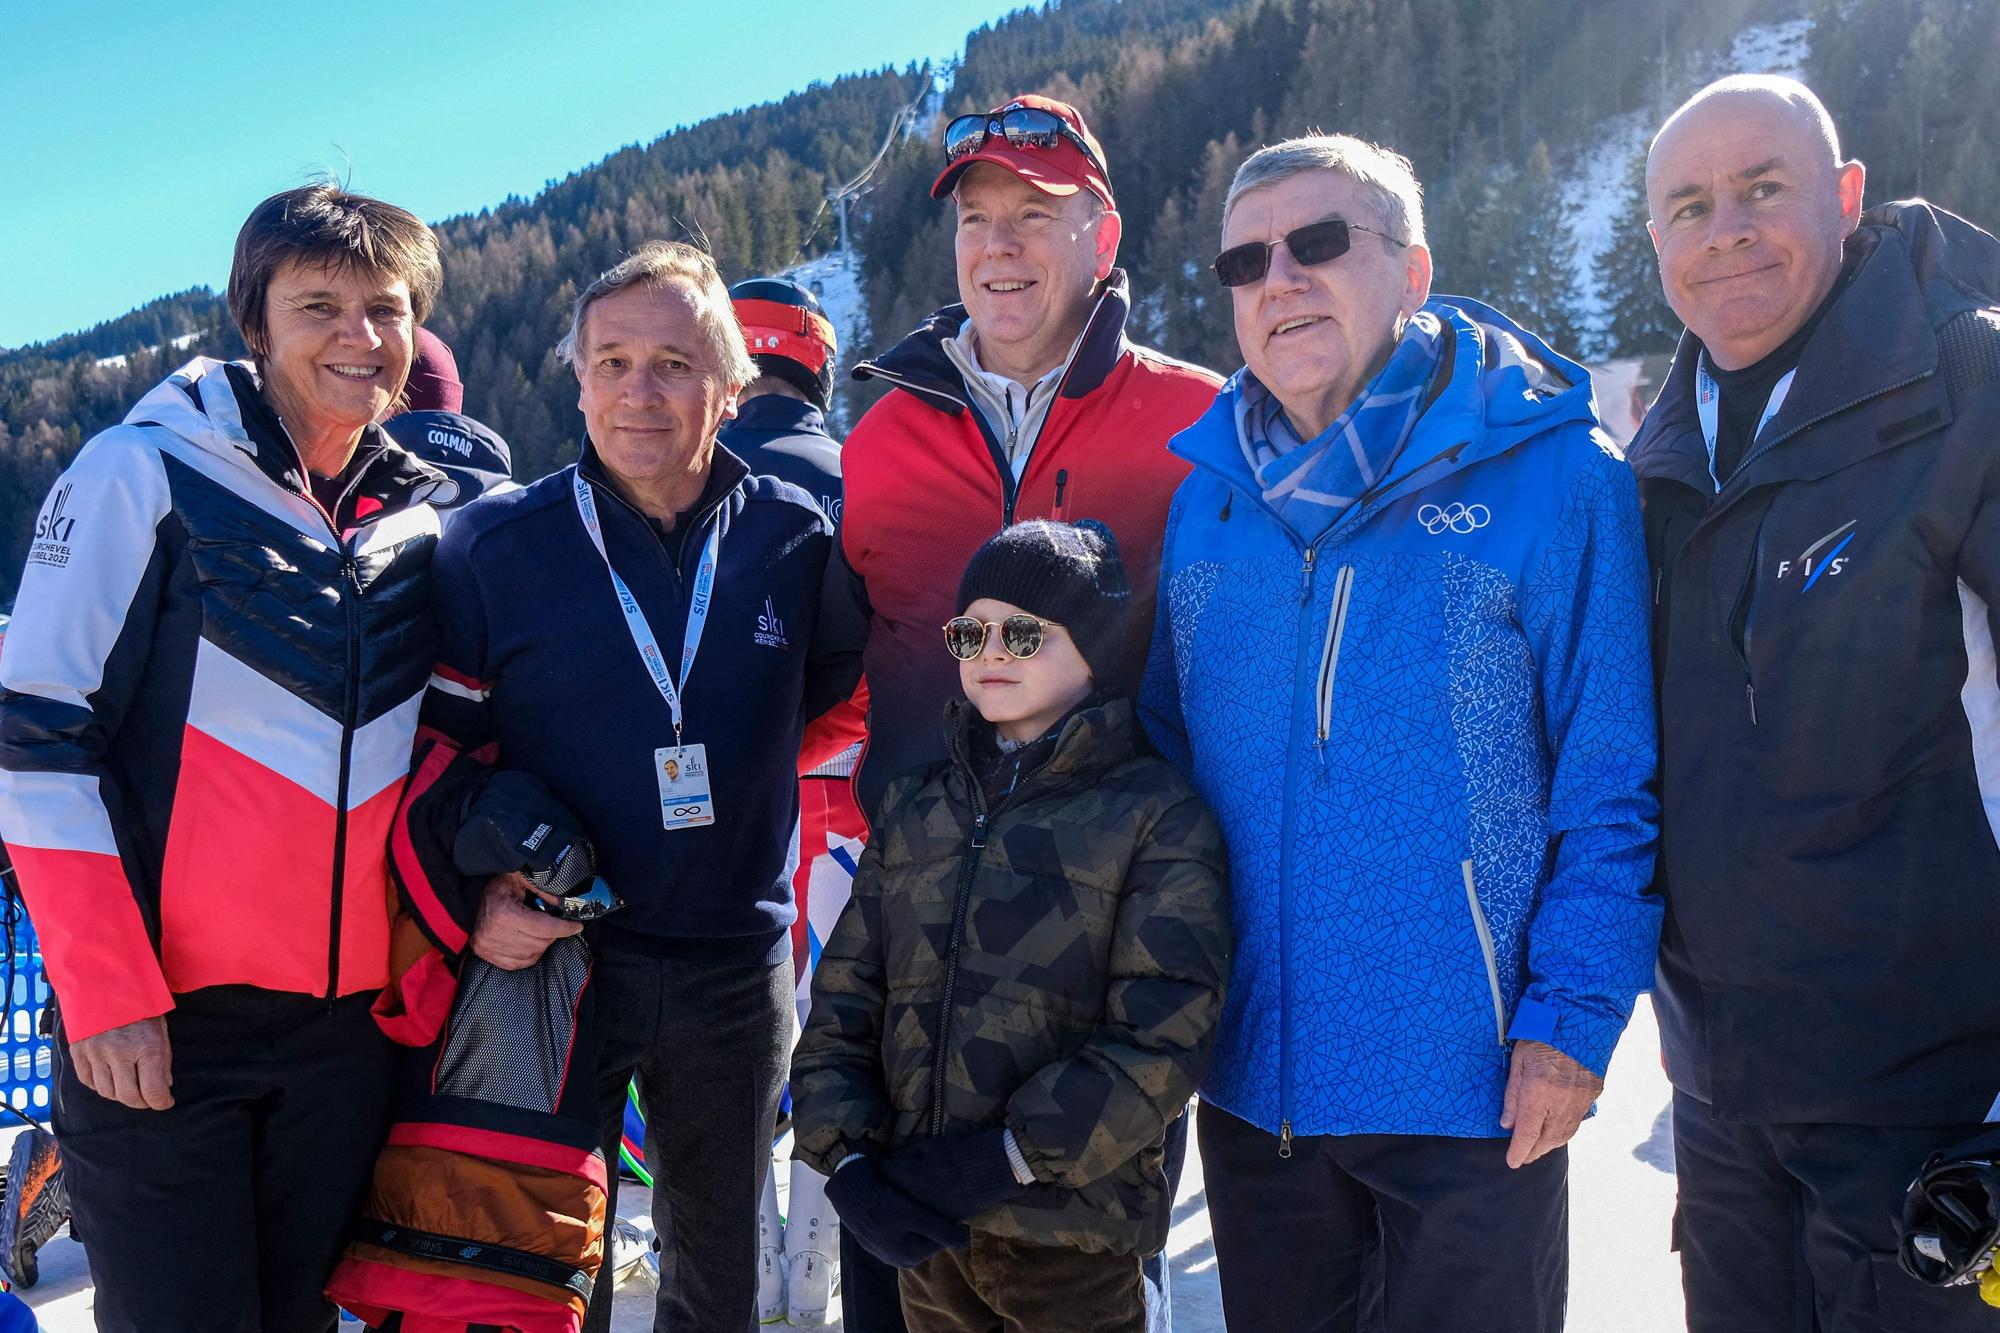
[0,905,53,1123]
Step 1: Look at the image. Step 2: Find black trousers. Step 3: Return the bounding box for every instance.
[840,1109,1189,1333]
[1198,1100,1568,1333]
[580,948,791,1333]
[52,991,395,1333]
[1671,1088,1995,1332]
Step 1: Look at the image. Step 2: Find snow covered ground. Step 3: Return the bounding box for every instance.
[20,997,1688,1331]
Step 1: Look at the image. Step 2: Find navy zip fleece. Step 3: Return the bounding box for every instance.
[425,441,863,964]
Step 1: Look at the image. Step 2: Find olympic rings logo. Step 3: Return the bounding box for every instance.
[1417,502,1491,534]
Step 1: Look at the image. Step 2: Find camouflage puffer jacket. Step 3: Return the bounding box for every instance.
[792,697,1230,1255]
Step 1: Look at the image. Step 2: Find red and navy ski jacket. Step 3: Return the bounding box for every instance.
[836,270,1221,817]
[0,357,445,1041]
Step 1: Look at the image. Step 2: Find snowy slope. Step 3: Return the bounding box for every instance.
[781,251,871,433]
[1566,17,1814,351]
[94,331,200,370]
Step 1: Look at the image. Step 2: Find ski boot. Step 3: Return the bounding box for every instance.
[0,1126,67,1289]
[758,1166,787,1322]
[784,1159,839,1326]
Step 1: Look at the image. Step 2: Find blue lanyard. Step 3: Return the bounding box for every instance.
[1695,355,1795,494]
[572,469,720,746]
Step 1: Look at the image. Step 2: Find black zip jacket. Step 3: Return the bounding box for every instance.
[1630,201,2000,1125]
[422,441,864,964]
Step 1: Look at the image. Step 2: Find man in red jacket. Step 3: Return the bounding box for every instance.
[826,91,1221,1332]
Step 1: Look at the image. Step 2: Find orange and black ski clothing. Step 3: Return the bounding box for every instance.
[330,743,611,1333]
[833,271,1221,817]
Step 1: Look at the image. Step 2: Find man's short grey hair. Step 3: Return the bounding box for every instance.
[1221,134,1427,250]
[555,240,757,387]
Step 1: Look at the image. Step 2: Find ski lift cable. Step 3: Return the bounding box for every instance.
[785,65,937,270]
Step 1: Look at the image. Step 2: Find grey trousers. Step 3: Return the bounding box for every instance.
[580,946,793,1333]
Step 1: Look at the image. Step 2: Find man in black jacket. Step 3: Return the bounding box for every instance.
[1632,74,2000,1332]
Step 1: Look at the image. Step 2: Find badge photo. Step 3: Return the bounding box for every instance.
[656,743,716,830]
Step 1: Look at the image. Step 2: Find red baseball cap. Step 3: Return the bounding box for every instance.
[930,94,1116,211]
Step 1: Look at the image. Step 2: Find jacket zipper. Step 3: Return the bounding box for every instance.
[1727,506,1773,726]
[327,552,361,1002]
[1276,539,1324,1158]
[925,718,1073,1136]
[928,807,989,1137]
[1314,566,1356,763]
[1461,860,1508,1047]
[1052,469,1069,521]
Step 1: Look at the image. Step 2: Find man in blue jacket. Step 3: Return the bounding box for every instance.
[424,241,864,1333]
[1141,134,1661,1331]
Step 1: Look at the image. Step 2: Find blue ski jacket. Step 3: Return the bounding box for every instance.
[1140,298,1660,1140]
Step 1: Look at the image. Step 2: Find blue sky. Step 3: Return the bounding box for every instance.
[0,1,1017,349]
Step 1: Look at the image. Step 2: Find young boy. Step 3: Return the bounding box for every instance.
[790,520,1231,1332]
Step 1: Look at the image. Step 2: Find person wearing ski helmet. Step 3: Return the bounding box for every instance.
[723,274,866,1324]
[733,276,839,411]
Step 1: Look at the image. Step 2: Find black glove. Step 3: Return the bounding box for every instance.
[880,1129,1031,1222]
[824,1157,968,1269]
[452,770,594,893]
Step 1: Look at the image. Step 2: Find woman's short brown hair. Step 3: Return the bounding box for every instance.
[227,183,443,355]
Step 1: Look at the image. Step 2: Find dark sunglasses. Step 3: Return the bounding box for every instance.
[942,108,1107,176]
[1212,216,1407,288]
[943,614,1061,662]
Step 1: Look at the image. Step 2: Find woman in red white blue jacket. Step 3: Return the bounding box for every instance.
[0,184,449,1333]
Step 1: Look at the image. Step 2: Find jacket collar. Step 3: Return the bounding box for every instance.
[1173,296,1599,527]
[729,394,830,439]
[853,269,1135,415]
[576,436,751,547]
[1629,202,1994,494]
[124,357,451,524]
[941,695,1140,812]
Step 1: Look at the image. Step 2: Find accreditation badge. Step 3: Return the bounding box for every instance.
[655,744,716,830]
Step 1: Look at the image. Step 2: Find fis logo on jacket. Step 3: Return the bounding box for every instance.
[1774,520,1857,590]
[28,485,78,568]
[755,597,790,649]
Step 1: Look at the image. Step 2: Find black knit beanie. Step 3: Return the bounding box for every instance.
[956,519,1131,683]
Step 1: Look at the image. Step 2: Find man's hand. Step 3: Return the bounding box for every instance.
[70,1015,173,1110]
[470,872,581,970]
[1499,1039,1603,1169]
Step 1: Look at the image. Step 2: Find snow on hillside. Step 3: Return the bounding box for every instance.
[95,330,200,369]
[1565,16,1814,350]
[782,251,870,431]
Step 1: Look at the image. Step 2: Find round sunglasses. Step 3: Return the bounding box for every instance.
[943,614,1062,662]
[1212,216,1407,288]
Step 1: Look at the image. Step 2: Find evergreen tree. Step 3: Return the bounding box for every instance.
[1594,150,1683,358]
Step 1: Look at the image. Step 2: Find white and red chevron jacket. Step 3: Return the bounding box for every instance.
[0,357,446,1040]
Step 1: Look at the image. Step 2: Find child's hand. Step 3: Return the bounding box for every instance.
[880,1129,1030,1221]
[825,1157,968,1269]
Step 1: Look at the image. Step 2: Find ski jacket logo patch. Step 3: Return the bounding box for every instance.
[28,485,78,568]
[1417,501,1491,535]
[754,597,790,649]
[1774,519,1857,590]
